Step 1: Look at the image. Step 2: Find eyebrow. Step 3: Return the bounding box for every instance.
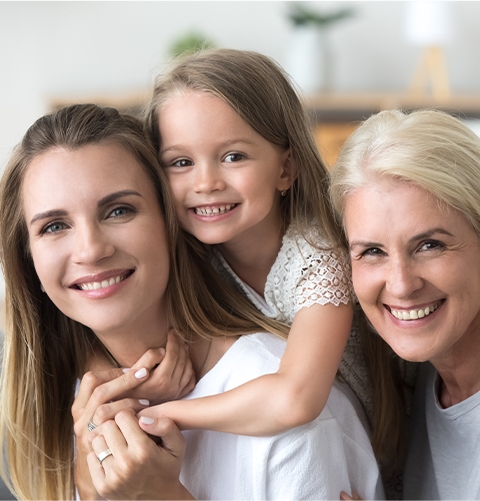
[29,190,142,226]
[160,137,258,155]
[349,227,455,250]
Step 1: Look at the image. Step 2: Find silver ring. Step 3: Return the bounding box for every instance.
[97,448,113,464]
[87,421,97,432]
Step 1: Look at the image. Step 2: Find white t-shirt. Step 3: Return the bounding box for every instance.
[180,332,384,501]
[404,362,480,500]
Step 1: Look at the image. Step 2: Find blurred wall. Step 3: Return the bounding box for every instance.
[2,1,480,172]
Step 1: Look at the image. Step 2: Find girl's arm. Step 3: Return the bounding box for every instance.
[138,302,352,436]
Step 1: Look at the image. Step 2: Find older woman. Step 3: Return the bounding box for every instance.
[0,103,383,500]
[330,109,480,500]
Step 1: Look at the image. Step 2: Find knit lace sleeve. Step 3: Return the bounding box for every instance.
[264,227,355,323]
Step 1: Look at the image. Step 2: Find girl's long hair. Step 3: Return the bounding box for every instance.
[145,49,405,469]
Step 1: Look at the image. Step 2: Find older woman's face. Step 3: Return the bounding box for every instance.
[22,143,170,336]
[344,180,480,365]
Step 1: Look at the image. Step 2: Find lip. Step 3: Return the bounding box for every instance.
[189,203,240,220]
[69,268,134,298]
[384,299,445,322]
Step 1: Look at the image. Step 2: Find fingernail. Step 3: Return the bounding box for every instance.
[122,368,131,373]
[134,367,148,379]
[139,399,150,406]
[139,416,155,425]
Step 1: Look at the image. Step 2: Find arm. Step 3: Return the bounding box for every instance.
[138,303,352,436]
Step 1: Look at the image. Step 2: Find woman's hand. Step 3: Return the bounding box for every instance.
[87,410,194,500]
[73,360,153,500]
[124,330,196,405]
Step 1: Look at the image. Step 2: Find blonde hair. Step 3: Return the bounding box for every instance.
[146,48,343,248]
[0,104,288,500]
[331,108,480,233]
[330,108,480,469]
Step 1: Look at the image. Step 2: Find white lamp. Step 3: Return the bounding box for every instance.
[404,1,452,100]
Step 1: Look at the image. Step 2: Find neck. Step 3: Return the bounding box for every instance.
[94,302,171,368]
[433,326,480,407]
[189,336,238,380]
[219,216,285,296]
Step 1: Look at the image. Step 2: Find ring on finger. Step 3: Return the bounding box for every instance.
[97,448,113,465]
[87,420,97,432]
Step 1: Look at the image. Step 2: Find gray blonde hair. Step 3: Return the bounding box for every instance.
[331,108,480,234]
[0,104,288,500]
[146,48,343,248]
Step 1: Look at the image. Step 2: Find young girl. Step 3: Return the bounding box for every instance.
[140,48,379,437]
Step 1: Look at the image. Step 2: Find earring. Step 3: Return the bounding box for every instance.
[40,283,45,293]
[281,189,288,197]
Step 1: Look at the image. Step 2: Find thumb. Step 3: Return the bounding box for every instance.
[138,416,185,456]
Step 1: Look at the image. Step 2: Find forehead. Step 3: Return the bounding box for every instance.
[344,180,458,237]
[22,143,156,216]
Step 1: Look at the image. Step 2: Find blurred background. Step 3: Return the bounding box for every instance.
[0,2,480,497]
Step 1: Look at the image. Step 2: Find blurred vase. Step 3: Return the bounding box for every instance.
[285,26,332,95]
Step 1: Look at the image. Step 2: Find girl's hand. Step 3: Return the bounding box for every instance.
[124,330,196,405]
[87,410,194,500]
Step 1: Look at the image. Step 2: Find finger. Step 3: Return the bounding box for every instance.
[177,362,196,399]
[128,347,166,373]
[340,492,353,501]
[90,397,150,430]
[138,415,186,457]
[159,331,182,380]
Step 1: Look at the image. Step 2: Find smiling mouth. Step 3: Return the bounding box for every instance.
[75,271,133,291]
[388,301,443,321]
[193,204,238,216]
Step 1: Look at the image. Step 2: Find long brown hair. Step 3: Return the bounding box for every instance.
[0,104,288,500]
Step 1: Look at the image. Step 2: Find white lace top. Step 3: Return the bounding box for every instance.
[212,224,355,324]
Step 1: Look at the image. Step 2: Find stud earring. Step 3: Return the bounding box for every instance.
[281,189,288,197]
[40,283,45,293]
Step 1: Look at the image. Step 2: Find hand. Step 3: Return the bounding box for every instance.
[125,330,196,405]
[87,410,194,500]
[73,363,153,500]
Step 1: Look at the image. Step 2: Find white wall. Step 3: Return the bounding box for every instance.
[3,1,480,172]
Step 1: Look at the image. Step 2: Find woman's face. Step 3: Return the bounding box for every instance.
[344,180,480,365]
[22,143,170,336]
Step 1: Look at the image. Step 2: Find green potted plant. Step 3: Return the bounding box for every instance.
[285,3,355,93]
[168,31,217,59]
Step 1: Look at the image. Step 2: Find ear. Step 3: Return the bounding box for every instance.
[277,149,297,192]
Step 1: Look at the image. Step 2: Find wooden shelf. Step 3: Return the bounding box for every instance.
[305,91,480,167]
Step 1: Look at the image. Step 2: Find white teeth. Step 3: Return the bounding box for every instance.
[390,302,441,321]
[194,204,236,216]
[79,274,126,291]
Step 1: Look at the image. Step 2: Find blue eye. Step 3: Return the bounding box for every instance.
[108,206,132,218]
[224,153,244,163]
[43,222,66,234]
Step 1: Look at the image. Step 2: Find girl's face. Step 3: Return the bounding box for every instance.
[344,180,480,365]
[22,143,170,337]
[158,91,294,250]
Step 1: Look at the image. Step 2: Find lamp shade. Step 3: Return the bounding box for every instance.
[405,1,452,46]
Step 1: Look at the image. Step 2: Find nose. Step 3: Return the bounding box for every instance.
[385,256,423,298]
[72,221,115,265]
[193,162,226,194]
